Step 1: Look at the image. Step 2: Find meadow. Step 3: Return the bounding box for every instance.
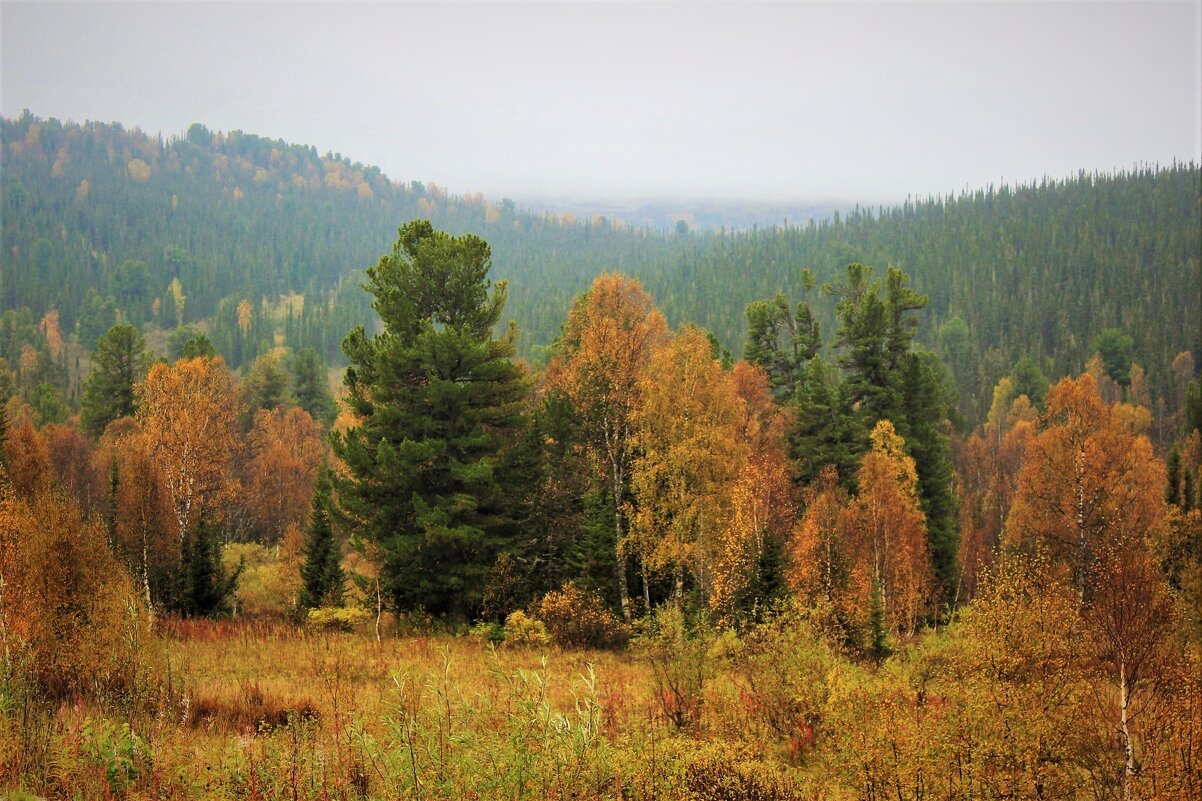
[6,588,1199,801]
[4,613,815,801]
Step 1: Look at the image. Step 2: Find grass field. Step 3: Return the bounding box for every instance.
[5,606,1199,800]
[3,616,817,801]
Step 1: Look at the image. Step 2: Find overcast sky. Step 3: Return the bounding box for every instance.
[2,1,1199,203]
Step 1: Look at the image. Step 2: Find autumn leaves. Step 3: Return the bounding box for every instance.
[544,276,795,622]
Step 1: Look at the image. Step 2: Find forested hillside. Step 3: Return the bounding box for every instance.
[2,111,1199,425]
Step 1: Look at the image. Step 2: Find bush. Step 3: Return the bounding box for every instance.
[469,621,505,645]
[684,742,803,801]
[723,602,837,762]
[635,605,713,729]
[306,606,370,633]
[0,479,159,702]
[534,581,629,649]
[223,541,302,618]
[502,610,550,647]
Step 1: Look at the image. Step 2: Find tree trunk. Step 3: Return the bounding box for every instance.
[1075,445,1087,605]
[1120,658,1135,801]
[641,561,651,616]
[612,461,631,621]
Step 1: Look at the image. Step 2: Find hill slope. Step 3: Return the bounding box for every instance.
[2,112,1198,422]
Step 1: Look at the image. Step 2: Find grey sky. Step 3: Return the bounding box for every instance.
[2,1,1199,203]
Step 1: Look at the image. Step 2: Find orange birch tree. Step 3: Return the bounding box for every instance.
[136,356,239,539]
[544,273,668,619]
[843,420,934,637]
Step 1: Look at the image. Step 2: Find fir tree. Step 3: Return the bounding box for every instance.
[299,466,344,610]
[80,323,148,437]
[332,220,529,620]
[1166,446,1182,508]
[291,348,336,426]
[176,513,241,617]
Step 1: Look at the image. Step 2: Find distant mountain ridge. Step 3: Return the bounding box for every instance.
[2,111,1198,424]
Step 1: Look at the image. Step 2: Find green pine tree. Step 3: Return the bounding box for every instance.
[1167,446,1182,508]
[80,323,149,437]
[176,512,241,617]
[332,220,529,620]
[291,347,336,426]
[299,466,344,610]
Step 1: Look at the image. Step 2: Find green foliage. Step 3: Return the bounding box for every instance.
[1009,354,1050,406]
[80,323,148,436]
[750,263,959,599]
[1090,327,1135,386]
[1167,446,1182,507]
[899,350,958,593]
[298,466,344,611]
[81,718,148,796]
[28,382,68,427]
[239,352,292,426]
[289,347,335,426]
[333,221,528,620]
[636,605,713,729]
[175,513,241,617]
[77,289,117,347]
[743,284,820,400]
[1186,376,1202,436]
[5,113,1195,426]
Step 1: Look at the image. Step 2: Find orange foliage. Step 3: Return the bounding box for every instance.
[843,420,934,636]
[42,422,100,516]
[544,273,669,617]
[243,406,325,541]
[788,466,849,607]
[954,390,1034,602]
[136,356,239,538]
[0,479,149,698]
[1006,374,1167,599]
[2,407,50,498]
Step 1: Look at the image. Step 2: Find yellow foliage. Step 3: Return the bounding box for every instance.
[126,158,151,181]
[0,479,155,699]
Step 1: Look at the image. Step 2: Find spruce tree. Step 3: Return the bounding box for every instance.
[79,323,148,437]
[1166,446,1182,508]
[332,220,529,620]
[299,465,344,610]
[291,348,336,426]
[177,512,240,617]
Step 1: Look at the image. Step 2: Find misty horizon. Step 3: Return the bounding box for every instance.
[3,2,1200,209]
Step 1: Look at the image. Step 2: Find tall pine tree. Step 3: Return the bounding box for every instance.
[332,220,528,620]
[79,323,148,437]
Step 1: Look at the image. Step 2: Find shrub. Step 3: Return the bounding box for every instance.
[534,581,629,649]
[684,741,803,801]
[0,478,159,702]
[306,606,370,633]
[724,602,837,762]
[635,605,713,729]
[469,621,505,644]
[223,541,302,618]
[502,610,550,647]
